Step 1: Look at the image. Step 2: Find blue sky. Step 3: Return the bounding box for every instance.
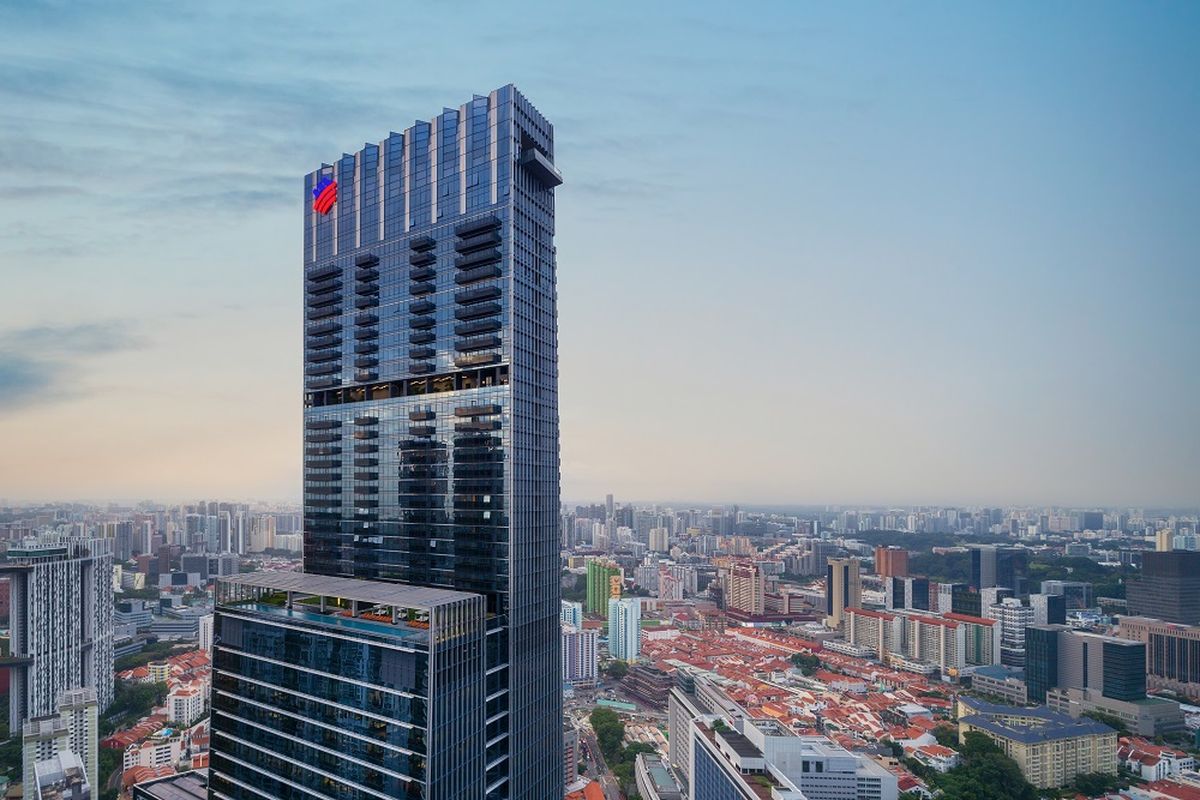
[0,1,1197,506]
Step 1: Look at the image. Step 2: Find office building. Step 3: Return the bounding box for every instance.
[885,576,930,612]
[1029,593,1066,626]
[956,697,1116,789]
[874,546,908,578]
[233,85,565,800]
[586,560,622,615]
[1040,580,1092,611]
[210,572,486,800]
[608,597,641,661]
[130,771,208,800]
[21,688,99,800]
[634,753,683,800]
[969,545,1026,594]
[688,714,898,800]
[1118,615,1200,701]
[1024,624,1182,736]
[725,562,766,615]
[561,624,598,688]
[1,534,114,731]
[825,558,862,629]
[1126,551,1200,624]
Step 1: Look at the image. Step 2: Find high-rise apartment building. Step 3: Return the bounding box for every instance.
[725,562,765,615]
[561,624,599,688]
[608,597,641,661]
[986,597,1034,668]
[21,688,99,800]
[586,560,622,614]
[874,546,908,578]
[825,558,861,629]
[1,534,114,732]
[885,576,930,612]
[210,85,564,800]
[1126,551,1200,624]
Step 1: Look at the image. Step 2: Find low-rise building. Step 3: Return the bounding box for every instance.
[1045,686,1185,739]
[970,664,1028,705]
[956,697,1117,789]
[634,753,683,800]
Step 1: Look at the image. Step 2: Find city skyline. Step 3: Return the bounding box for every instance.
[2,2,1199,509]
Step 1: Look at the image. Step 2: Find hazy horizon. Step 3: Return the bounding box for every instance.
[1,2,1197,508]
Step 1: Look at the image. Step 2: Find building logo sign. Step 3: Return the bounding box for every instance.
[312,176,337,215]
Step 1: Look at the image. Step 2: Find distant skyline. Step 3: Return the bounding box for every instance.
[1,2,1197,507]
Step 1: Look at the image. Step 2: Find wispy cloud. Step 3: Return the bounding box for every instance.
[0,321,145,412]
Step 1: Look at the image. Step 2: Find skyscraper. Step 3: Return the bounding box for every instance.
[1126,551,1200,624]
[874,546,908,578]
[608,597,641,661]
[825,558,861,629]
[970,545,1027,593]
[212,85,563,800]
[1,534,114,732]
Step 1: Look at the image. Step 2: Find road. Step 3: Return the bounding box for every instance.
[577,725,622,800]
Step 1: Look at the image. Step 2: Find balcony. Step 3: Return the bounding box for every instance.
[454,404,501,417]
[455,319,501,337]
[305,459,340,470]
[409,300,435,315]
[354,295,379,309]
[354,342,378,355]
[353,416,377,426]
[306,334,342,349]
[410,363,434,375]
[409,331,435,344]
[355,268,379,282]
[307,350,341,364]
[410,251,437,267]
[305,363,340,376]
[308,263,340,281]
[456,420,501,433]
[409,267,435,282]
[454,248,501,270]
[306,306,339,321]
[353,443,379,454]
[354,472,379,482]
[354,313,378,326]
[352,430,379,440]
[410,316,436,330]
[409,347,435,360]
[518,147,564,187]
[455,230,501,253]
[455,286,501,305]
[456,352,500,368]
[306,278,342,295]
[455,302,500,321]
[304,431,340,443]
[409,425,436,436]
[455,215,501,238]
[308,292,342,308]
[355,370,378,382]
[355,282,379,296]
[305,419,342,430]
[307,320,341,336]
[354,328,379,340]
[455,265,502,285]
[354,356,378,368]
[410,282,436,296]
[354,253,380,268]
[409,235,435,252]
[455,335,501,353]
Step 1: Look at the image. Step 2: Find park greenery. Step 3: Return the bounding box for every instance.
[99,681,168,737]
[589,707,655,798]
[907,730,1037,800]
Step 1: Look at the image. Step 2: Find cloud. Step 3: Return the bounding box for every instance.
[0,321,145,412]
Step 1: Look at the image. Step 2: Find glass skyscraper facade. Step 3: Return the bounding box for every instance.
[211,85,563,800]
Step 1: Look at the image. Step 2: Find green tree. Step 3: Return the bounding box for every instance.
[604,660,629,680]
[790,652,821,676]
[1081,710,1129,737]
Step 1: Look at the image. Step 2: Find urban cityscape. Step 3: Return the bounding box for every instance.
[1,5,1198,800]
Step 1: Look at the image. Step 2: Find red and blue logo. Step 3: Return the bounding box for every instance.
[312,176,337,215]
